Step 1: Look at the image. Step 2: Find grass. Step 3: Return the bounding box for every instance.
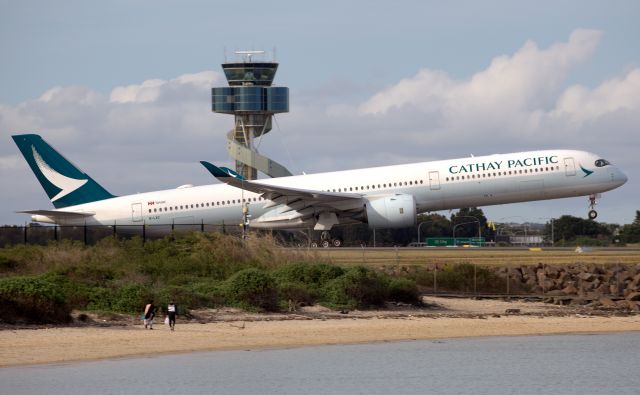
[308,247,640,267]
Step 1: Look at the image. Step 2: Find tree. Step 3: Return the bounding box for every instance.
[416,213,451,241]
[450,208,487,238]
[619,210,640,243]
[550,215,612,242]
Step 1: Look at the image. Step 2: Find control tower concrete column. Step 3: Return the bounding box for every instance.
[212,51,291,180]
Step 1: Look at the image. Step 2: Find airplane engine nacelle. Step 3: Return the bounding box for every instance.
[364,194,417,229]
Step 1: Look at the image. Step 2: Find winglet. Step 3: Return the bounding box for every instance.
[200,161,248,181]
[200,161,230,179]
[220,166,246,181]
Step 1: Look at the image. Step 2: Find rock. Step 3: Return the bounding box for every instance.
[545,266,559,279]
[577,272,595,281]
[546,290,566,296]
[541,279,555,291]
[570,298,587,306]
[505,309,521,314]
[561,284,578,295]
[619,271,633,282]
[595,283,610,295]
[557,271,569,285]
[580,280,596,292]
[610,284,621,296]
[626,292,640,301]
[598,297,617,308]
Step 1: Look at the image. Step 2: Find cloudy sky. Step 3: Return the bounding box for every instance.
[1,0,639,225]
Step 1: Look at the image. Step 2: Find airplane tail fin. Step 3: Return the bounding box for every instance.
[12,134,116,208]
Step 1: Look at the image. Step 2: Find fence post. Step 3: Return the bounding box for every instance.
[474,262,477,295]
[506,266,510,296]
[616,261,620,297]
[54,225,58,242]
[23,224,27,244]
[201,219,204,232]
[83,223,88,245]
[142,223,146,244]
[434,265,437,295]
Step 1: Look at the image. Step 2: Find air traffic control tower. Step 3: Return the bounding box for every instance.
[212,51,292,180]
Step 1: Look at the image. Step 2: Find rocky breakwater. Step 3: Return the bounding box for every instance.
[503,263,640,311]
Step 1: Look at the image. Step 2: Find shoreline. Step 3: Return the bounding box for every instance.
[2,313,639,368]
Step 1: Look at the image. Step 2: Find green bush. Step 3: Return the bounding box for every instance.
[277,281,315,307]
[388,278,420,304]
[273,263,344,289]
[321,266,389,309]
[224,268,279,311]
[111,284,152,314]
[0,254,20,272]
[0,274,71,324]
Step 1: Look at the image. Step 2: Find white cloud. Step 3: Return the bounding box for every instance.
[109,71,221,103]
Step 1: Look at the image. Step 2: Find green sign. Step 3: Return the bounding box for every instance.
[426,237,485,246]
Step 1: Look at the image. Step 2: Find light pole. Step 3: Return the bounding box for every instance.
[417,221,433,245]
[453,221,480,246]
[452,215,481,244]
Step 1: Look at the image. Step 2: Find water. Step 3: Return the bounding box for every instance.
[1,332,638,395]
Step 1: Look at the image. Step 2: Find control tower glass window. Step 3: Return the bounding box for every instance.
[223,63,278,86]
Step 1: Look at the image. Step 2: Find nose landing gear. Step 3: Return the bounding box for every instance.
[588,194,599,220]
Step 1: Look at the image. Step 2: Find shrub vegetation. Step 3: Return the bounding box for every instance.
[0,233,421,323]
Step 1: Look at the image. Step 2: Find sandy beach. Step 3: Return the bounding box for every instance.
[2,297,639,367]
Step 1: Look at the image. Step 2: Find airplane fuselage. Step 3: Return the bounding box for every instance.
[32,149,627,229]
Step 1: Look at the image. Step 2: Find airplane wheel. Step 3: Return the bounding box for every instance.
[332,238,342,248]
[588,210,598,220]
[321,240,330,248]
[310,241,319,248]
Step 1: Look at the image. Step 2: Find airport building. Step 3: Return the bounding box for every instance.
[212,51,291,180]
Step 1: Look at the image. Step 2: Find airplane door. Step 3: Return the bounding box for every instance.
[428,171,440,190]
[131,203,143,222]
[564,157,576,176]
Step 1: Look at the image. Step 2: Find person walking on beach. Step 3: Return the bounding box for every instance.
[167,301,177,331]
[144,301,156,330]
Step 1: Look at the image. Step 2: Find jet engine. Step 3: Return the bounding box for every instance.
[364,194,417,229]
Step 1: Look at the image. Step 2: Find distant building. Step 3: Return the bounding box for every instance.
[508,235,544,246]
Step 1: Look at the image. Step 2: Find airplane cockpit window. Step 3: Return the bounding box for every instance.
[595,159,611,167]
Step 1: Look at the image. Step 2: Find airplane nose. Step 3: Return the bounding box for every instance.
[616,168,628,186]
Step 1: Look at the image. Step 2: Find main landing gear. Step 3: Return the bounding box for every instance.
[310,231,342,248]
[588,194,598,220]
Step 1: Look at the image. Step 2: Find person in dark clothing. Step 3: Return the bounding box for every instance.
[167,301,177,331]
[144,301,156,330]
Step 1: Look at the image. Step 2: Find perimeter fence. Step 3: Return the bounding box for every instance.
[0,223,236,247]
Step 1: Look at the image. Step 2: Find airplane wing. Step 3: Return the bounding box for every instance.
[200,161,362,202]
[200,161,364,230]
[17,209,95,218]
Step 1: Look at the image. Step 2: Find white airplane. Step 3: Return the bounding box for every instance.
[12,134,627,245]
